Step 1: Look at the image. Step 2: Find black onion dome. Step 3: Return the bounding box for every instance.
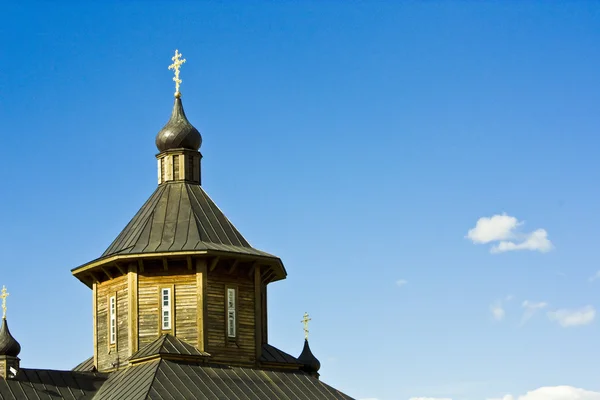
[155,97,202,152]
[0,318,21,357]
[298,339,320,374]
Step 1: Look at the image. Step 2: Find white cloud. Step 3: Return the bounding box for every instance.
[548,305,596,327]
[521,300,548,325]
[409,398,452,400]
[466,214,552,254]
[490,301,505,321]
[488,386,600,400]
[589,270,600,282]
[466,213,520,244]
[396,279,408,287]
[491,229,553,254]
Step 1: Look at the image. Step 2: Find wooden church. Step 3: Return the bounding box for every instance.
[0,51,354,399]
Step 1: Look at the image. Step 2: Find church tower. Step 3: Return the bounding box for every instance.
[71,51,287,372]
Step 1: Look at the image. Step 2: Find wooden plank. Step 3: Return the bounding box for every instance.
[92,282,98,370]
[196,258,207,352]
[115,262,126,276]
[228,260,239,275]
[262,284,268,343]
[128,263,138,356]
[254,265,262,361]
[101,267,113,280]
[209,257,220,272]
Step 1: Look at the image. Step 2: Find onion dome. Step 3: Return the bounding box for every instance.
[298,339,320,376]
[0,318,21,357]
[155,97,202,152]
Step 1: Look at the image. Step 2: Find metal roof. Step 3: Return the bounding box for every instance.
[93,359,354,400]
[0,368,106,400]
[260,343,302,365]
[72,356,96,372]
[129,334,210,362]
[101,182,277,259]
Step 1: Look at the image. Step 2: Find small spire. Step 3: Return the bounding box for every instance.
[168,49,186,98]
[298,312,320,377]
[0,287,20,358]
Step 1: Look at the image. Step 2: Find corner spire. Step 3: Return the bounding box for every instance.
[298,313,320,378]
[0,287,21,359]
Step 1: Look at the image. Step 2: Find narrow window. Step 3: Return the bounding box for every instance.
[161,288,171,330]
[161,158,166,182]
[226,288,236,338]
[173,155,180,180]
[187,155,194,180]
[109,296,116,345]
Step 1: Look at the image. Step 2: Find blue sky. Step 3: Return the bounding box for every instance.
[2,2,600,399]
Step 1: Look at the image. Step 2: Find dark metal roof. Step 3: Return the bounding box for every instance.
[129,334,210,362]
[93,359,355,400]
[72,356,96,372]
[101,182,277,259]
[0,368,106,399]
[260,343,302,365]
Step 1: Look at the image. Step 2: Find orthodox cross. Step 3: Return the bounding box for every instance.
[168,49,186,98]
[1,286,8,319]
[301,312,311,340]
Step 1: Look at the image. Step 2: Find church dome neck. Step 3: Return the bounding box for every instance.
[155,98,203,185]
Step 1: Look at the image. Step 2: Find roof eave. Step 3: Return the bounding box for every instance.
[72,250,286,288]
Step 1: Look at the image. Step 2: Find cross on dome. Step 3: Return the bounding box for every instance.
[168,49,186,98]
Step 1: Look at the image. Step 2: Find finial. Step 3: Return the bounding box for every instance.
[1,286,9,319]
[168,49,186,98]
[301,312,311,340]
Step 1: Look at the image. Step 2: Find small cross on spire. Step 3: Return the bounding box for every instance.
[168,49,186,98]
[301,312,311,340]
[1,286,9,319]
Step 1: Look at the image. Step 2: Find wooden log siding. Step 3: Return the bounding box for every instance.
[138,269,198,348]
[91,258,264,370]
[96,276,128,371]
[206,270,256,365]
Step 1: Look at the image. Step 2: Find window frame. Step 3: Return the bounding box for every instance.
[225,286,238,340]
[160,287,174,332]
[109,295,117,346]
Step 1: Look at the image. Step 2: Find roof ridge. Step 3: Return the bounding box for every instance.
[186,183,222,244]
[142,359,162,400]
[102,185,165,256]
[195,185,251,247]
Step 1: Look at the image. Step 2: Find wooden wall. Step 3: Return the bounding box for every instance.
[93,258,264,372]
[96,276,128,371]
[138,266,197,348]
[206,269,256,366]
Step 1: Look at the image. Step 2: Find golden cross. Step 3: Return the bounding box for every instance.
[301,312,311,340]
[1,286,8,319]
[168,49,186,98]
